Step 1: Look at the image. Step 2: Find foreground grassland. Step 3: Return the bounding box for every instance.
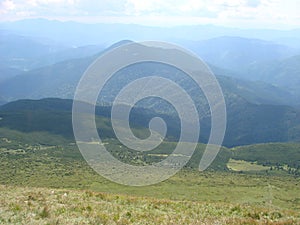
[0,184,299,225]
[0,138,299,224]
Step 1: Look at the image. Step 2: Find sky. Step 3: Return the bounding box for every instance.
[0,0,300,29]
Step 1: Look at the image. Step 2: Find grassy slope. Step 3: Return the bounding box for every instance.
[0,136,300,224]
[1,184,299,225]
[231,143,300,172]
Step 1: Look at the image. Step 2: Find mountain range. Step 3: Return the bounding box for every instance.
[245,55,300,99]
[1,28,299,103]
[1,19,300,148]
[1,19,300,47]
[0,39,297,104]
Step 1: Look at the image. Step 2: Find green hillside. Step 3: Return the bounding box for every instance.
[1,98,299,175]
[0,98,180,143]
[0,98,230,171]
[1,97,300,148]
[224,102,300,146]
[232,143,300,175]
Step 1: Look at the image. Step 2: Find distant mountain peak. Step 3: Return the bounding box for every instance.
[107,40,134,49]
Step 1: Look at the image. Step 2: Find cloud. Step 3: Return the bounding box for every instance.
[0,0,299,29]
[245,0,261,7]
[0,0,16,13]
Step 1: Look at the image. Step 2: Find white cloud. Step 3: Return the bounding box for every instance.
[0,0,16,13]
[0,0,299,29]
[245,0,261,8]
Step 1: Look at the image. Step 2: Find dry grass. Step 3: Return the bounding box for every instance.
[227,159,270,172]
[0,185,299,225]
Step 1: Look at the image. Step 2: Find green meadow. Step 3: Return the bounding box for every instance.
[0,135,299,224]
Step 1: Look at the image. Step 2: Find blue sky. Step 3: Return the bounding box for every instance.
[0,0,299,29]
